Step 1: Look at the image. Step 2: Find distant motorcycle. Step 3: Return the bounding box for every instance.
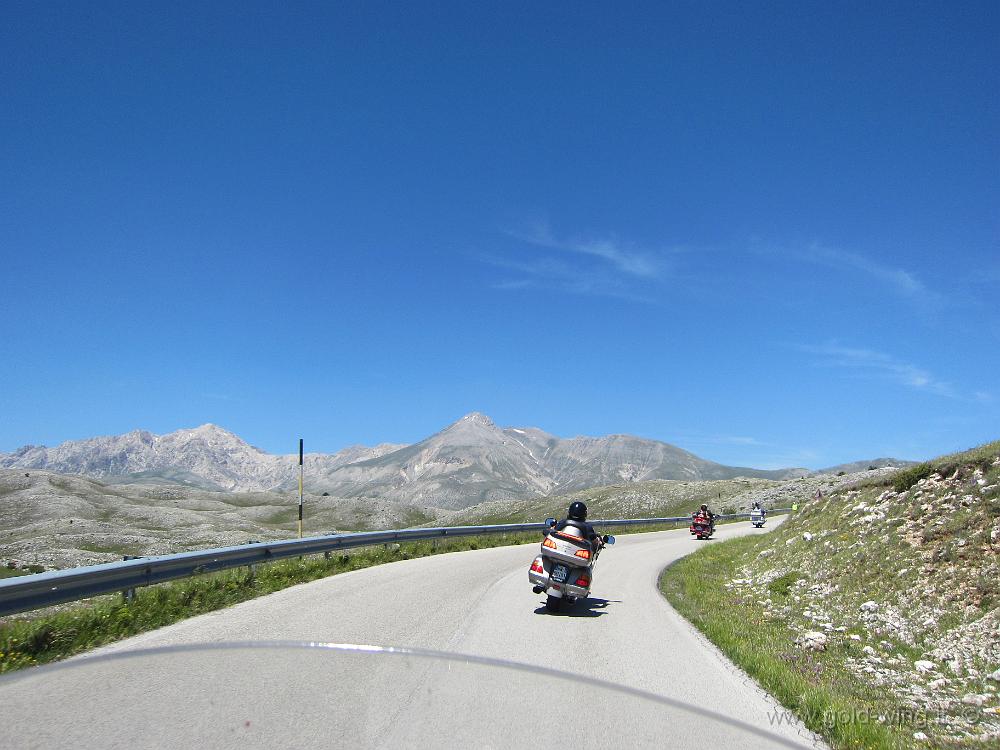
[750,508,766,528]
[528,518,614,612]
[689,511,715,540]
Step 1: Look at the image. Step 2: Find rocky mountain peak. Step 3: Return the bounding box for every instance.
[188,423,234,437]
[457,412,496,427]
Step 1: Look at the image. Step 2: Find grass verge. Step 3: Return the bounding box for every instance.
[660,535,917,750]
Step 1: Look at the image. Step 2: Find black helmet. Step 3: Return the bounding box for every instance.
[567,501,588,521]
[700,504,708,511]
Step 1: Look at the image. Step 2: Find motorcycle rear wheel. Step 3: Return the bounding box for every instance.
[546,594,562,613]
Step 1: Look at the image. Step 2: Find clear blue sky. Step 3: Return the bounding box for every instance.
[1,1,997,469]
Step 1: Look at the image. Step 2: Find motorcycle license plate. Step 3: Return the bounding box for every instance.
[551,564,568,583]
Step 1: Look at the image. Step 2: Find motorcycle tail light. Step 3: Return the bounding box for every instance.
[575,576,590,587]
[530,557,544,574]
[574,549,591,560]
[542,538,557,550]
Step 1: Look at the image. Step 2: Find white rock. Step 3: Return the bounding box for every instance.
[928,678,948,690]
[988,669,1000,682]
[860,600,879,612]
[913,732,928,740]
[802,532,813,541]
[849,634,862,641]
[915,660,936,673]
[962,693,986,706]
[863,645,877,656]
[800,631,828,651]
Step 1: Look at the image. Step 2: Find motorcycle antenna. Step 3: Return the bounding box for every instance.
[298,438,304,538]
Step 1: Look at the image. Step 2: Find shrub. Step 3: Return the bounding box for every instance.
[768,571,804,598]
[892,463,934,493]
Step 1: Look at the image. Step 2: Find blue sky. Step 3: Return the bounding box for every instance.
[1,1,997,469]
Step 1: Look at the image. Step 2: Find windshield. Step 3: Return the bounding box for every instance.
[0,642,810,749]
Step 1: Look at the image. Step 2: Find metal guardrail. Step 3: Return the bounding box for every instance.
[0,509,790,617]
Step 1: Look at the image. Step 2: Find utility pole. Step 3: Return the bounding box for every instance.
[298,438,304,538]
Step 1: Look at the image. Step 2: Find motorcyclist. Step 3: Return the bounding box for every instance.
[697,503,715,529]
[752,501,766,518]
[553,501,603,552]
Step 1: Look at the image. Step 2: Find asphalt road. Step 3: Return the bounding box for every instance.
[2,517,823,749]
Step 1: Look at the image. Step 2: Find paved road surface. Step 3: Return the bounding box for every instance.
[2,518,823,748]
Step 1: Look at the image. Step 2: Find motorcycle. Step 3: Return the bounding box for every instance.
[689,511,715,540]
[528,517,614,612]
[750,508,766,528]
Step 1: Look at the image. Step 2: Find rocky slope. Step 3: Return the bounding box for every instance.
[724,441,1000,746]
[0,469,432,569]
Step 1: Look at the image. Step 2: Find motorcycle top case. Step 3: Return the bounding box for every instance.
[540,528,596,567]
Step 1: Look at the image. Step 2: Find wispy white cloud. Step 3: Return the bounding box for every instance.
[801,343,956,398]
[757,241,929,298]
[486,221,673,300]
[484,252,655,302]
[506,221,662,279]
[803,244,925,295]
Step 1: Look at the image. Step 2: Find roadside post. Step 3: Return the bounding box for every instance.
[298,438,304,539]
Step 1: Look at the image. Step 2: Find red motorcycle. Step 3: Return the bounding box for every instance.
[689,511,715,540]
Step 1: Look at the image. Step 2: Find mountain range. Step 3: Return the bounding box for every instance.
[0,413,911,510]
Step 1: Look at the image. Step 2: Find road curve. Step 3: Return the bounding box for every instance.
[2,518,823,749]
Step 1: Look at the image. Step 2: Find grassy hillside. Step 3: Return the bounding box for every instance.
[440,471,885,526]
[661,440,1000,749]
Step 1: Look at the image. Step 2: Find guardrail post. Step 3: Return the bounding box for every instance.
[122,555,141,604]
[247,541,259,580]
